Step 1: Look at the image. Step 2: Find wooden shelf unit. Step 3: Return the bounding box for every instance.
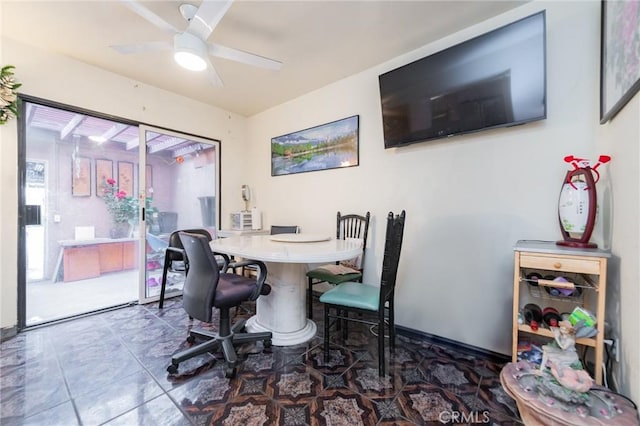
[512,240,610,385]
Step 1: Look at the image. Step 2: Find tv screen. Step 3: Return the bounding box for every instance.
[379,11,546,149]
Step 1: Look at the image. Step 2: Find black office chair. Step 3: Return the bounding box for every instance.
[167,232,273,378]
[306,212,370,319]
[320,211,405,377]
[159,228,215,309]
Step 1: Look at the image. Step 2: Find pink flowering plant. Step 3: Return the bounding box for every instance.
[101,178,138,223]
[101,178,159,226]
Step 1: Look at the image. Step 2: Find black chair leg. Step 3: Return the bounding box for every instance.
[232,331,272,346]
[221,337,237,366]
[307,277,314,320]
[378,310,385,377]
[342,311,348,340]
[231,318,247,333]
[389,301,396,351]
[169,337,221,371]
[159,254,170,309]
[324,305,330,363]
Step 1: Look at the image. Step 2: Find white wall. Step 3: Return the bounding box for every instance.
[596,97,640,398]
[0,37,249,330]
[246,0,638,399]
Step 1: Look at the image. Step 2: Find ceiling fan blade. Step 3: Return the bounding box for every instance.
[110,41,172,55]
[120,0,178,35]
[209,44,282,71]
[205,57,224,87]
[186,0,233,41]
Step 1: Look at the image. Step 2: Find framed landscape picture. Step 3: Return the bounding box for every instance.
[271,115,359,176]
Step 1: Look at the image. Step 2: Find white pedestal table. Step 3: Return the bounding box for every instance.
[210,234,362,346]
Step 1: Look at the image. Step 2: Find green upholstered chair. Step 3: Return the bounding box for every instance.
[320,211,405,377]
[306,212,370,319]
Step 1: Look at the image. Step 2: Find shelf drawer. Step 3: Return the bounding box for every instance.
[519,253,601,274]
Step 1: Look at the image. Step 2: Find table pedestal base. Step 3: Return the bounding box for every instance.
[245,262,317,346]
[246,316,317,346]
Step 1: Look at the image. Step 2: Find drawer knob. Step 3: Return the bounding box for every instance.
[554,262,562,269]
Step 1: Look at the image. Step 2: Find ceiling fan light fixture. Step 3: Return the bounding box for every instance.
[174,32,207,71]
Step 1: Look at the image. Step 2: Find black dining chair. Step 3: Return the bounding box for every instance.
[270,225,300,235]
[306,212,370,319]
[159,228,224,308]
[167,232,272,378]
[320,210,406,377]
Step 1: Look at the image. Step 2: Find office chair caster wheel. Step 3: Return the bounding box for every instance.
[224,366,236,378]
[167,364,179,374]
[186,335,195,344]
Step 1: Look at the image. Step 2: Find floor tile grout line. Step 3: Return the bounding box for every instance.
[43,326,84,426]
[95,307,197,426]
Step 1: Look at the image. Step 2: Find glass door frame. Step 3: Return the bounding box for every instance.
[15,94,222,328]
[16,95,141,329]
[137,124,221,304]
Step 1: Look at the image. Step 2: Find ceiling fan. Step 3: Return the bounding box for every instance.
[111,0,282,87]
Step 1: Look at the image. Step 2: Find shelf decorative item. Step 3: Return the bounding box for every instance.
[557,155,611,248]
[0,65,21,125]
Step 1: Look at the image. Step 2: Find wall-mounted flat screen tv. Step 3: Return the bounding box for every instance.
[379,11,546,149]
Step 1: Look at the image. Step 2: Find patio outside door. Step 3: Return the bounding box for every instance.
[138,125,220,303]
[21,101,140,326]
[20,101,221,326]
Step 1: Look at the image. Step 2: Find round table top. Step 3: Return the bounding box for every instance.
[210,234,362,264]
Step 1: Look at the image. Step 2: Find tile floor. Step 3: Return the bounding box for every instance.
[26,270,139,326]
[1,298,522,425]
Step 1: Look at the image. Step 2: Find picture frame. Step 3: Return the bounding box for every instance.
[117,161,134,197]
[95,159,113,197]
[271,115,359,176]
[71,156,91,197]
[600,0,640,123]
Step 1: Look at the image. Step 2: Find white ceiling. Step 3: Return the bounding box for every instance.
[3,0,526,117]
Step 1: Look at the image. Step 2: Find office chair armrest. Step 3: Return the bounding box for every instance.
[227,259,268,300]
[213,252,230,271]
[226,259,261,270]
[166,246,185,256]
[163,246,186,270]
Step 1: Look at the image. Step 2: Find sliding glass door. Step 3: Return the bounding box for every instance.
[19,99,221,327]
[138,125,220,303]
[21,100,140,326]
